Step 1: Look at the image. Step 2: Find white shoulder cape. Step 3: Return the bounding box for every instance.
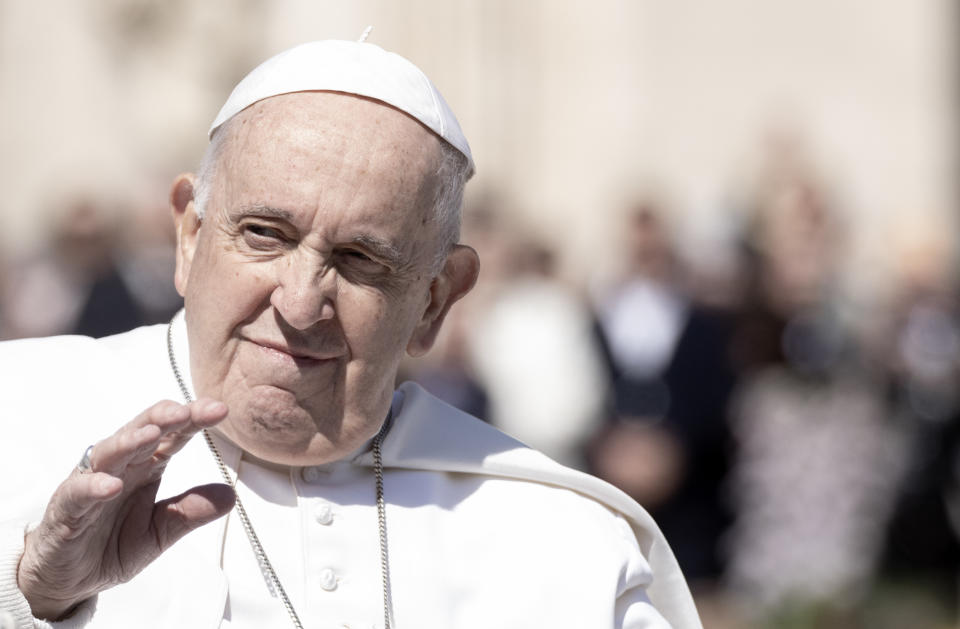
[0,318,701,629]
[372,381,702,629]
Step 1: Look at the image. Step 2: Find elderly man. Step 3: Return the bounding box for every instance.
[0,40,700,628]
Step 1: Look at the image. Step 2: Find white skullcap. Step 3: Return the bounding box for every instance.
[209,39,474,176]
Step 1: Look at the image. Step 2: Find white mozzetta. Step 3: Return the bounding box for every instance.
[0,315,700,628]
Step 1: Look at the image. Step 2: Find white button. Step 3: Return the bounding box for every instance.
[301,466,323,483]
[314,501,334,525]
[319,568,338,591]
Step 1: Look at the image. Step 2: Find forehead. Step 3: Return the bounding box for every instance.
[215,91,444,228]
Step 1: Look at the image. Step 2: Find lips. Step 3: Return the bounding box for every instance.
[247,338,342,363]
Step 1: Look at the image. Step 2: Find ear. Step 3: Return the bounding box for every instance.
[170,173,202,297]
[406,245,480,357]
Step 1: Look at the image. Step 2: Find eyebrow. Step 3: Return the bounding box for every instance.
[349,234,406,268]
[232,204,295,221]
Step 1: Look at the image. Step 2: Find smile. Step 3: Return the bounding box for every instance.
[246,338,340,367]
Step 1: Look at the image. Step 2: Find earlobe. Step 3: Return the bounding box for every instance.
[170,173,201,297]
[406,245,480,357]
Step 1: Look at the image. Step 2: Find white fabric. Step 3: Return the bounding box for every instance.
[210,39,475,176]
[0,317,701,628]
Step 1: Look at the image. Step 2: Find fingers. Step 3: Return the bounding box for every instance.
[187,398,230,427]
[152,399,228,462]
[152,483,236,552]
[48,472,124,530]
[49,397,228,529]
[84,401,187,475]
[91,424,164,475]
[87,398,227,477]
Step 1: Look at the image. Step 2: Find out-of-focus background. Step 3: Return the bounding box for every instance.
[1,1,957,627]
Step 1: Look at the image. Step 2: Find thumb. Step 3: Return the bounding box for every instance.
[152,483,235,552]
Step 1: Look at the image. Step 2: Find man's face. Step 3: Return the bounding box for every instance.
[172,92,470,465]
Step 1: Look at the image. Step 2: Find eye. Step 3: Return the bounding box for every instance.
[244,224,284,240]
[241,223,292,251]
[337,248,389,276]
[343,249,373,262]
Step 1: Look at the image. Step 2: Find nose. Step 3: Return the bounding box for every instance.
[269,256,337,330]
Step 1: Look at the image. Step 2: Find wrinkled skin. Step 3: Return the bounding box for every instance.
[16,400,236,620]
[17,91,479,620]
[176,92,478,466]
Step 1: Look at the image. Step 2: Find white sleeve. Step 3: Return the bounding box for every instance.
[0,522,97,629]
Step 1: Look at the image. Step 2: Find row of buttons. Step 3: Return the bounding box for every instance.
[311,495,337,591]
[312,499,336,589]
[299,467,348,602]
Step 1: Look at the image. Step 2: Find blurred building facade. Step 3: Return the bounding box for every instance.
[0,1,955,292]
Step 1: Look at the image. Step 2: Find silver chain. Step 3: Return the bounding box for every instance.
[166,319,392,629]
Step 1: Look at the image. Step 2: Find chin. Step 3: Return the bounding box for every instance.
[223,384,384,465]
[225,387,324,453]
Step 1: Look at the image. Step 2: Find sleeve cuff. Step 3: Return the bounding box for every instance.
[0,522,97,629]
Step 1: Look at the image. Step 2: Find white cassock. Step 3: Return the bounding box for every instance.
[0,313,701,629]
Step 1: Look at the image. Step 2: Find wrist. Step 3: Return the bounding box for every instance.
[16,532,89,622]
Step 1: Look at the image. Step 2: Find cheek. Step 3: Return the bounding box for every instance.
[187,245,276,327]
[336,285,423,358]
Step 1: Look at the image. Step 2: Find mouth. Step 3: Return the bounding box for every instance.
[247,338,341,367]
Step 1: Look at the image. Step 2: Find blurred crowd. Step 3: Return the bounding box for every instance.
[1,143,958,629]
[0,194,183,340]
[401,141,960,628]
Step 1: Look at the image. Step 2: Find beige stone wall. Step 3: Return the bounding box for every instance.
[0,0,954,295]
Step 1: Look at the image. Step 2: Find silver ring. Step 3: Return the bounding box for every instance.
[77,445,95,474]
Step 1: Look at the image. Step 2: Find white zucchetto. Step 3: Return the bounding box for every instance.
[209,39,475,176]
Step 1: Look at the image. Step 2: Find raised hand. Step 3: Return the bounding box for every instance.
[16,399,236,621]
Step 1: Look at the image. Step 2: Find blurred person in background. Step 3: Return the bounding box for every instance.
[867,233,960,619]
[1,195,182,340]
[468,231,608,469]
[589,202,738,588]
[723,163,915,628]
[2,198,138,339]
[112,193,185,326]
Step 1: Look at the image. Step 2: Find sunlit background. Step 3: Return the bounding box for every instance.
[1,1,957,627]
